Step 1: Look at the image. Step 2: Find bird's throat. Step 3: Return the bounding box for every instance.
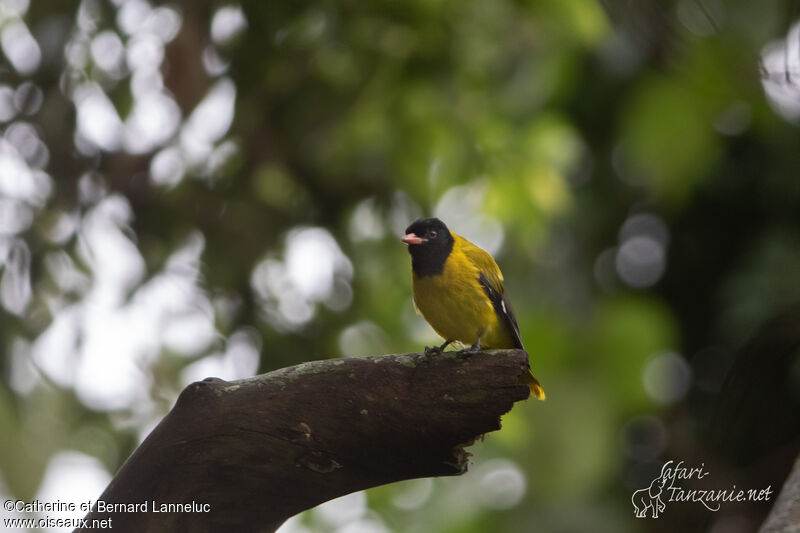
[409,238,454,278]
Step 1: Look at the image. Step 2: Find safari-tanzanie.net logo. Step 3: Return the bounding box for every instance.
[631,460,774,518]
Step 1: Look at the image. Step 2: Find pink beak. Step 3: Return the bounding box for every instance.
[401,233,424,245]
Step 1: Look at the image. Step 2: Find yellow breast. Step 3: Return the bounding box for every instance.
[412,245,510,347]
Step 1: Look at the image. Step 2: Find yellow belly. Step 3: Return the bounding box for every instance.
[412,249,513,348]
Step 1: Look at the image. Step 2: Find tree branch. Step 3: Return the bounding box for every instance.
[760,451,800,533]
[79,349,533,533]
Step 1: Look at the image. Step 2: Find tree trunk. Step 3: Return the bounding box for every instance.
[78,349,533,532]
[760,452,800,533]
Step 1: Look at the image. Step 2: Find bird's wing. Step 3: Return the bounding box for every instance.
[456,234,505,294]
[456,234,525,350]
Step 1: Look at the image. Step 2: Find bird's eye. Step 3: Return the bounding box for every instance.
[429,230,437,238]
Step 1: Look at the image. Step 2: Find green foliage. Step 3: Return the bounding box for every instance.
[1,0,799,531]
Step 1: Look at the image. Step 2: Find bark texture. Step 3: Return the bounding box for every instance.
[761,452,800,533]
[79,349,533,532]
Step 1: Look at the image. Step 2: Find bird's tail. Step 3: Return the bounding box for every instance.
[520,368,546,401]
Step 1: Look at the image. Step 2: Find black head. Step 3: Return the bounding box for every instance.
[401,218,454,277]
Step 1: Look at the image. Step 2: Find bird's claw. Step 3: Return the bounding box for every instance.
[424,345,443,356]
[458,343,481,356]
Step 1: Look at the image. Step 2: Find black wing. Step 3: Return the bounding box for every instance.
[478,273,524,349]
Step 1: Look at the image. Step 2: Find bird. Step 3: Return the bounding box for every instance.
[401,217,545,400]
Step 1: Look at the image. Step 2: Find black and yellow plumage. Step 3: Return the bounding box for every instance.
[402,218,545,400]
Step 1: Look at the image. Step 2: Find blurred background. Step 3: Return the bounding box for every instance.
[1,0,799,531]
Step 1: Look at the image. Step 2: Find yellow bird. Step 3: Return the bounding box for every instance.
[401,217,545,400]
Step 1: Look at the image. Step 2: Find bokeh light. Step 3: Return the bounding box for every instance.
[761,21,800,124]
[0,1,797,532]
[642,351,692,405]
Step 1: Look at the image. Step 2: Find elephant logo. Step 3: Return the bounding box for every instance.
[631,461,673,518]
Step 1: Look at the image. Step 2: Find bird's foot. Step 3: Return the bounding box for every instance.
[458,342,481,356]
[424,345,443,356]
[424,340,452,356]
